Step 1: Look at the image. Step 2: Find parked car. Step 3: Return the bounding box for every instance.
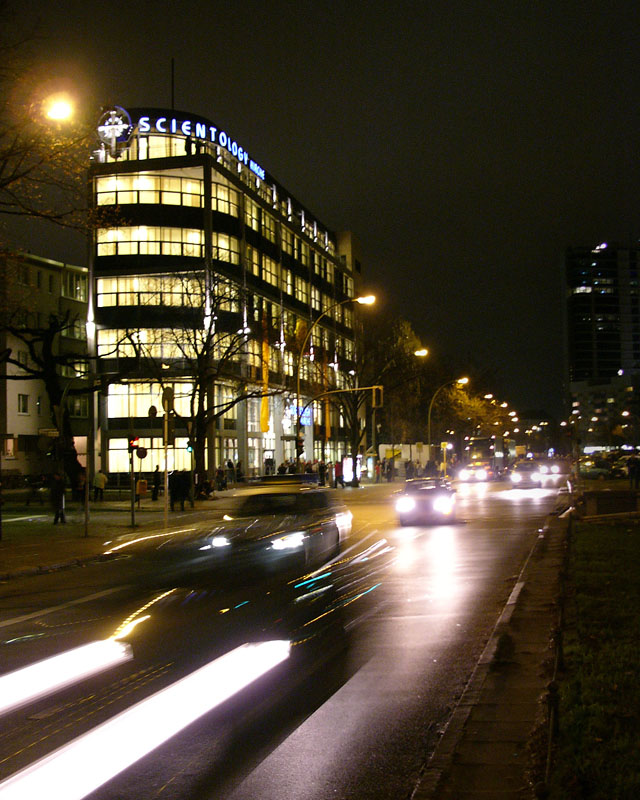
[394,478,456,525]
[577,457,613,480]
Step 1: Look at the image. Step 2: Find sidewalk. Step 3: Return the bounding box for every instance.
[0,492,232,580]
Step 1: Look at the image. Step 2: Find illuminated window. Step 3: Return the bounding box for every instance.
[212,183,239,216]
[295,276,309,304]
[283,269,293,295]
[246,245,261,277]
[96,275,203,308]
[262,256,279,287]
[282,228,293,255]
[262,212,276,243]
[96,173,203,207]
[212,233,240,264]
[62,271,87,301]
[245,199,260,232]
[311,286,321,311]
[96,227,203,257]
[17,394,29,414]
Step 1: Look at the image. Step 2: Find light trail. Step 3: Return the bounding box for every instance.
[0,640,290,800]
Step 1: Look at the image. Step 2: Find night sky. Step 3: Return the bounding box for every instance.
[14,0,640,417]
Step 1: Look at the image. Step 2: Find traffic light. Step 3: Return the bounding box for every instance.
[186,440,194,453]
[128,436,139,453]
[164,412,175,446]
[372,385,384,408]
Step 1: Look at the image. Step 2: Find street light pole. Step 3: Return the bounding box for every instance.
[295,295,374,469]
[427,377,469,461]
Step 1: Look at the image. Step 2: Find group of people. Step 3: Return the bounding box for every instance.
[272,458,345,487]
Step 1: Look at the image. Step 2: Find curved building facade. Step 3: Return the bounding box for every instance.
[89,106,363,477]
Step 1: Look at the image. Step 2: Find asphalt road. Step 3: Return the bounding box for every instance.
[0,481,560,800]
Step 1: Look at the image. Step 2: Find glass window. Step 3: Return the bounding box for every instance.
[96,227,203,257]
[262,255,279,287]
[18,394,29,414]
[212,233,240,264]
[245,199,260,231]
[282,227,293,255]
[212,183,239,216]
[295,276,309,304]
[283,269,293,295]
[62,271,88,301]
[262,212,276,243]
[246,245,260,277]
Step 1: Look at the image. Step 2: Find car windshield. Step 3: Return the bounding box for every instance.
[234,491,328,516]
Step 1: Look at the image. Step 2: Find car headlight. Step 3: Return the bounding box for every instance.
[269,532,305,551]
[459,469,470,481]
[551,465,560,474]
[396,497,416,513]
[511,472,522,483]
[539,465,549,474]
[532,472,541,482]
[336,510,353,538]
[475,469,487,481]
[433,495,455,515]
[211,536,231,548]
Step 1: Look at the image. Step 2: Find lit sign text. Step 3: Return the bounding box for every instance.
[137,115,266,180]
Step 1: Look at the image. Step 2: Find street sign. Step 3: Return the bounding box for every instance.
[136,447,148,459]
[148,405,158,418]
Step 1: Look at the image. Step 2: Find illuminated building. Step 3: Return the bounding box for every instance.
[89,107,363,476]
[566,242,640,448]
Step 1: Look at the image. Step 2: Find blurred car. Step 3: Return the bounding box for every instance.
[108,483,352,583]
[534,459,570,486]
[509,460,543,488]
[457,461,495,482]
[394,477,456,525]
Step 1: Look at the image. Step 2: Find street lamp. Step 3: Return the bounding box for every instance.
[44,93,74,121]
[295,295,375,466]
[427,377,469,458]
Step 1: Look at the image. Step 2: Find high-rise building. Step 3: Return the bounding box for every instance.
[89,106,364,478]
[565,241,640,448]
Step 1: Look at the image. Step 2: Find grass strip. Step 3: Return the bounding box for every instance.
[549,520,640,799]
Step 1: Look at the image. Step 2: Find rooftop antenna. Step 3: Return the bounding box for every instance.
[171,58,175,110]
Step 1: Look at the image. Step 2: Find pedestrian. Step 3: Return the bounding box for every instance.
[318,460,327,486]
[226,459,235,485]
[375,460,381,483]
[93,469,107,502]
[215,466,227,491]
[236,461,244,482]
[50,472,66,524]
[152,465,161,501]
[334,459,344,488]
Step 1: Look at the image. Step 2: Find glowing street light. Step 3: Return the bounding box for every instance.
[44,93,74,121]
[427,377,469,456]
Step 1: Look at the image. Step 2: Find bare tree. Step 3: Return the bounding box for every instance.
[123,273,284,485]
